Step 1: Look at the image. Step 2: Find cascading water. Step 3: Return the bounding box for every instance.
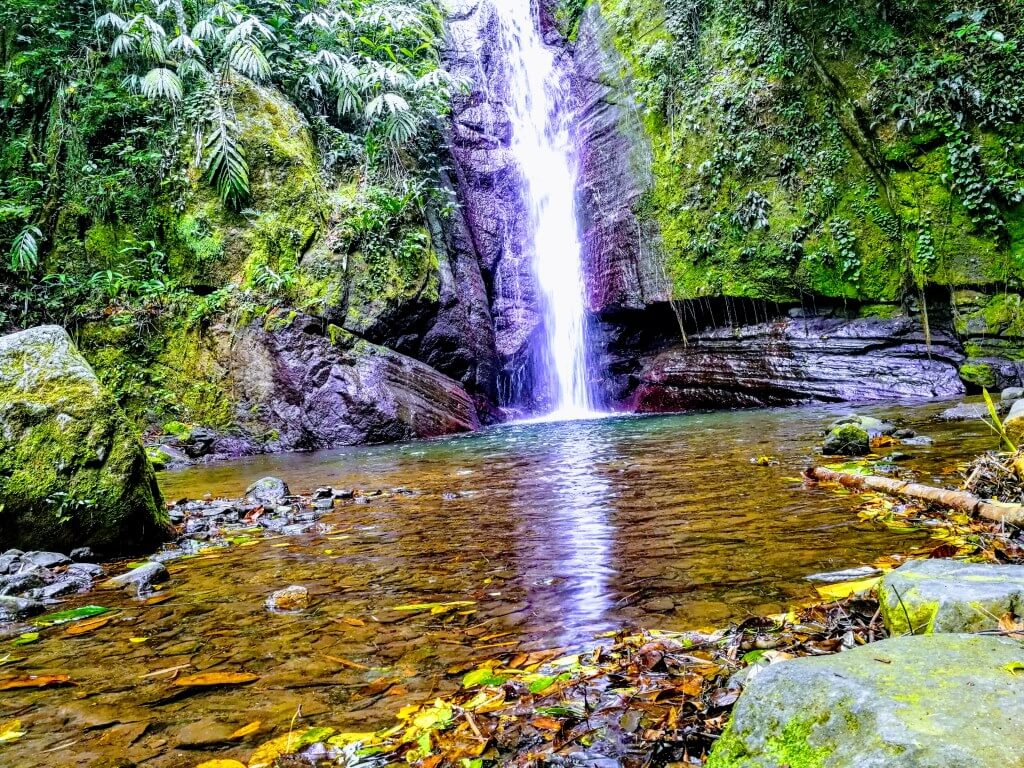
[492,0,598,419]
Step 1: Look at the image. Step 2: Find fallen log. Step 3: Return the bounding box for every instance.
[804,466,1024,526]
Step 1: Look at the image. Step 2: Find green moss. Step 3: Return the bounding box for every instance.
[0,329,167,555]
[708,716,831,768]
[959,361,998,389]
[879,585,939,636]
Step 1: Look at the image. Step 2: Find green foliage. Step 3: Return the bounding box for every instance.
[602,0,1024,301]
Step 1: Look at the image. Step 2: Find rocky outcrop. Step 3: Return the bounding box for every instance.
[627,312,966,411]
[0,326,168,554]
[709,634,1024,768]
[572,6,670,313]
[223,314,479,449]
[880,559,1024,635]
[444,0,543,394]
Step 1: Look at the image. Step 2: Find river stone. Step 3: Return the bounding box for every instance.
[0,326,168,555]
[247,479,292,507]
[1002,386,1024,402]
[829,415,896,438]
[707,634,1024,768]
[104,561,169,596]
[938,401,987,421]
[23,551,71,569]
[245,477,291,505]
[822,424,870,456]
[879,558,1024,636]
[266,585,309,613]
[0,594,44,620]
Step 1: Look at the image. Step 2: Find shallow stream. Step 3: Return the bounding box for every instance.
[2,400,994,766]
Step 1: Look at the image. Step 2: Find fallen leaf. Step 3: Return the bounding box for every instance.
[814,577,881,601]
[129,637,149,644]
[144,593,173,606]
[325,655,368,670]
[1004,661,1024,675]
[0,719,26,743]
[530,716,562,731]
[335,616,365,627]
[248,727,335,768]
[195,761,247,768]
[11,633,39,647]
[229,721,261,740]
[34,606,109,627]
[0,674,73,690]
[999,613,1024,634]
[65,616,111,636]
[173,672,258,688]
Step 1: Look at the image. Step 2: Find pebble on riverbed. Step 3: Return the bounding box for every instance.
[266,585,309,613]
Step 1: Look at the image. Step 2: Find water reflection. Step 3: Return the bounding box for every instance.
[514,421,616,646]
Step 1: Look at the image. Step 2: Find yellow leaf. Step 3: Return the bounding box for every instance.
[195,761,246,768]
[0,719,26,743]
[228,721,261,740]
[129,637,149,644]
[248,727,335,768]
[814,576,881,601]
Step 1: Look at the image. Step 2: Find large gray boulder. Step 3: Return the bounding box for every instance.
[223,314,480,448]
[879,559,1024,635]
[0,326,168,554]
[708,634,1024,768]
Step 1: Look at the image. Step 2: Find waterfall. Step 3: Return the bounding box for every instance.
[492,0,598,419]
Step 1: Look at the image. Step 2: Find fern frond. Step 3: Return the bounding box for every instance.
[110,33,137,57]
[168,33,203,58]
[96,11,127,30]
[382,108,418,144]
[204,104,249,210]
[229,41,270,81]
[141,67,183,101]
[8,226,42,274]
[366,91,409,118]
[191,19,221,42]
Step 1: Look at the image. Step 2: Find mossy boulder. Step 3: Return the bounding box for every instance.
[0,326,168,554]
[880,559,1024,636]
[707,634,1024,768]
[822,423,870,456]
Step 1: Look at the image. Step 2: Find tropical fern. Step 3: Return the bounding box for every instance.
[204,100,249,211]
[8,225,42,274]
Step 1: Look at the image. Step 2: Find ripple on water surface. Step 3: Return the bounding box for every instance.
[3,401,995,766]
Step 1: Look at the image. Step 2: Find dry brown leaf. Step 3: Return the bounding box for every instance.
[0,674,73,690]
[999,612,1024,634]
[325,655,369,670]
[65,616,111,636]
[173,672,258,688]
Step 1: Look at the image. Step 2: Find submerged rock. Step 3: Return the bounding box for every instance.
[937,401,987,421]
[707,634,1024,768]
[267,585,309,613]
[829,414,896,438]
[104,561,169,597]
[879,559,1024,635]
[0,326,168,555]
[822,424,870,456]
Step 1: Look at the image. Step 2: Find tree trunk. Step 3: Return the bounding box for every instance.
[804,466,1024,526]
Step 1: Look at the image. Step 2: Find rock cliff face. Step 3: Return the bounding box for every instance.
[572,5,670,313]
[625,312,966,411]
[222,314,480,450]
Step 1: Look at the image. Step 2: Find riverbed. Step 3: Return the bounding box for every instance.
[1,400,995,766]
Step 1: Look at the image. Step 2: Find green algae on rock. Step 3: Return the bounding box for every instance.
[879,558,1024,636]
[822,423,870,456]
[0,326,168,554]
[707,634,1024,768]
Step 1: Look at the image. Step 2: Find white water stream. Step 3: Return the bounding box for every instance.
[492,0,598,418]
